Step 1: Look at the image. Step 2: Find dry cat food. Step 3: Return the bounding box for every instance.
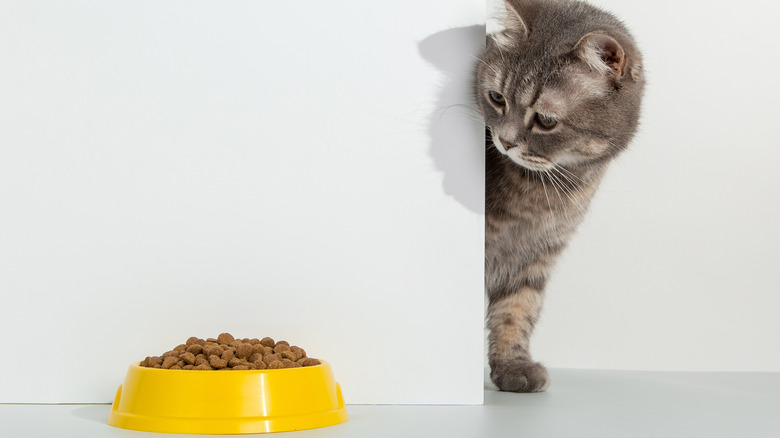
[139,333,321,370]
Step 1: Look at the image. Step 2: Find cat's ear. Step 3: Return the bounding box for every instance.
[502,0,542,37]
[574,33,628,80]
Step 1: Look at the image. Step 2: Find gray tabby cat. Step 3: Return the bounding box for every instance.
[477,0,644,392]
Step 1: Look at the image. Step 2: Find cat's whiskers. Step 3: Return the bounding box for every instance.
[551,166,591,211]
[549,164,584,197]
[449,113,485,124]
[430,104,484,124]
[544,170,570,217]
[446,114,485,124]
[537,171,558,233]
[470,55,501,77]
[439,103,482,116]
[550,167,579,191]
[547,169,588,216]
[553,163,586,185]
[493,39,508,65]
[554,168,590,215]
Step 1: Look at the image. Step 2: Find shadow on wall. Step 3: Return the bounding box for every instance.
[418,25,486,215]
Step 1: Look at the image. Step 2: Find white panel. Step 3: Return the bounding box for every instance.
[0,0,485,403]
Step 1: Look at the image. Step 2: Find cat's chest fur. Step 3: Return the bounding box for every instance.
[484,147,603,287]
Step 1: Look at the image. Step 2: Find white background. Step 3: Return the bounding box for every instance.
[489,0,780,372]
[3,0,778,406]
[0,0,486,403]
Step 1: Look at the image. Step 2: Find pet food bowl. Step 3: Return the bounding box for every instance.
[108,361,347,434]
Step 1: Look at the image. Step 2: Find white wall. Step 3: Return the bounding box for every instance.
[5,0,774,406]
[486,0,780,372]
[0,0,486,403]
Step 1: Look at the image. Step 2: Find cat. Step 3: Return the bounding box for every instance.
[477,0,645,392]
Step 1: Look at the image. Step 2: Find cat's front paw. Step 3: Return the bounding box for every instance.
[490,360,549,393]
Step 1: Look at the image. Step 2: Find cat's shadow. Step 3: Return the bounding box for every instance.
[418,25,486,215]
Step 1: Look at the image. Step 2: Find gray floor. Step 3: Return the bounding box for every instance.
[3,369,780,438]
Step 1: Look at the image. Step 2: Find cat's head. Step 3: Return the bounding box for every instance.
[476,0,644,172]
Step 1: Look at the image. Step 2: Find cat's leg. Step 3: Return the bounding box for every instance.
[487,286,549,392]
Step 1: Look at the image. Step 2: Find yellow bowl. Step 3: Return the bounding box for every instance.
[108,361,348,434]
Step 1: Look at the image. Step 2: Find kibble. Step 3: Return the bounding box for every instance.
[290,346,306,361]
[161,356,179,369]
[282,359,300,368]
[236,343,254,359]
[139,333,321,370]
[299,358,321,367]
[217,333,235,345]
[262,353,281,366]
[209,355,228,369]
[221,349,235,362]
[281,350,296,361]
[203,344,222,357]
[181,352,196,365]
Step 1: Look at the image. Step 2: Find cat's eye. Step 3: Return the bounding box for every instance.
[535,113,558,130]
[489,91,506,106]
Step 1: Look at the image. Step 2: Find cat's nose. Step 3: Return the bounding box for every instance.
[499,137,518,150]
